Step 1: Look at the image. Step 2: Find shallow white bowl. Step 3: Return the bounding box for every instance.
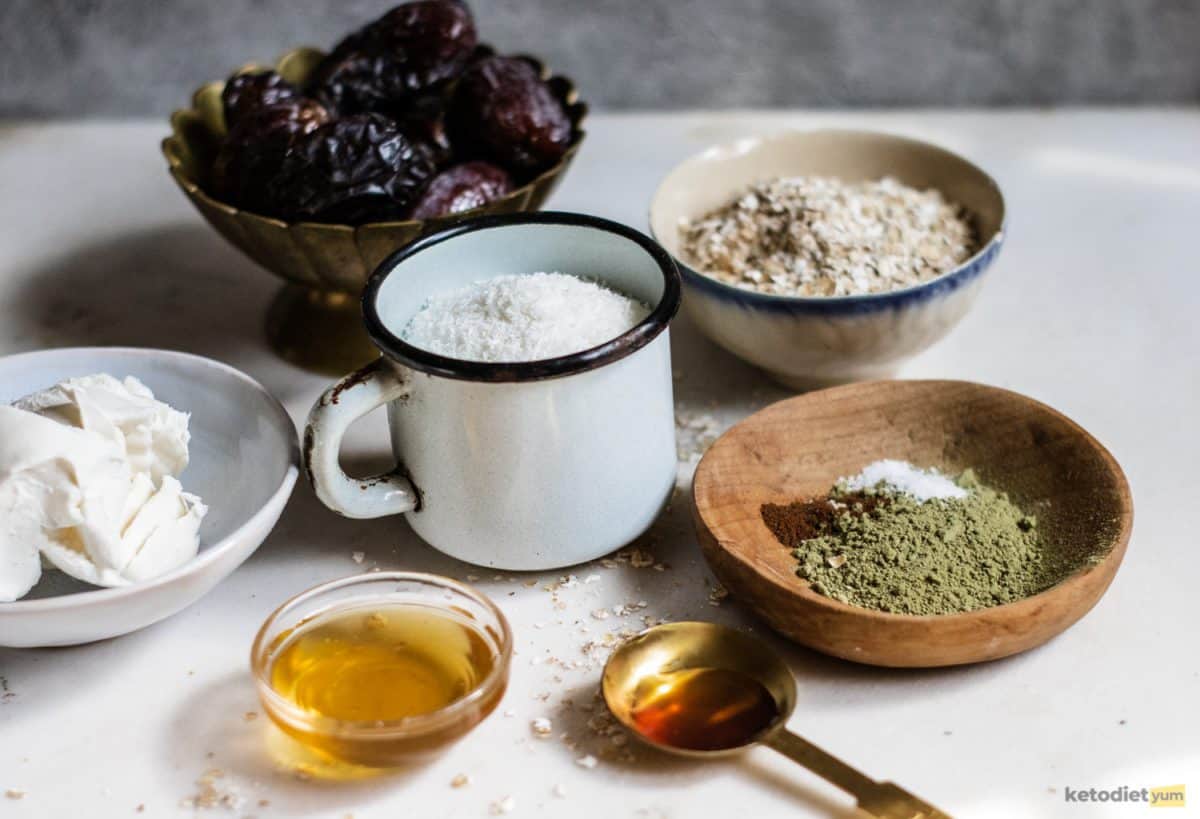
[0,347,299,647]
[650,129,1006,389]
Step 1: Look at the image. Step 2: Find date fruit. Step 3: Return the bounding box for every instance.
[210,99,332,214]
[269,113,437,223]
[310,0,477,114]
[447,55,571,173]
[407,161,512,219]
[222,71,302,128]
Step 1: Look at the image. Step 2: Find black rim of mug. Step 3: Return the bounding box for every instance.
[361,211,682,382]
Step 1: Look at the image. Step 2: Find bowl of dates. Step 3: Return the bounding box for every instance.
[162,0,587,373]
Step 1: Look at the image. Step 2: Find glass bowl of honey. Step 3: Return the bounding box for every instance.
[251,572,512,769]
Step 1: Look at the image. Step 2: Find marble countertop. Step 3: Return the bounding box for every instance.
[0,110,1196,819]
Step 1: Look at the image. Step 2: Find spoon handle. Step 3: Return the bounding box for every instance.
[764,729,952,819]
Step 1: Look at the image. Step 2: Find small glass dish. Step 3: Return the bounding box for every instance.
[250,572,512,769]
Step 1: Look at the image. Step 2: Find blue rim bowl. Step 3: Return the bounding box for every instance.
[649,129,1006,389]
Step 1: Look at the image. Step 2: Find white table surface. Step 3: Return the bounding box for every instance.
[0,111,1197,819]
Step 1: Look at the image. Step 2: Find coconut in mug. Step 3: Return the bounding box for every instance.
[305,212,681,570]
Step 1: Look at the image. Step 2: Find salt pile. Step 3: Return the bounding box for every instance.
[402,273,650,362]
[840,459,967,502]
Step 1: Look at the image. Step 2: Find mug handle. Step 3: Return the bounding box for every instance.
[304,358,420,519]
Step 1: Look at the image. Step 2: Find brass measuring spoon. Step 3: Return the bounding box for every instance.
[602,622,952,819]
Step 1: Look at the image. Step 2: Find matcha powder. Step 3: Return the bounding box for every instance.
[763,463,1058,615]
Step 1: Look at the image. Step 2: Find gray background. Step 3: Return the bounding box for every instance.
[1,0,1197,117]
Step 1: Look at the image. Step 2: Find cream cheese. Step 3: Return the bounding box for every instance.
[0,375,207,602]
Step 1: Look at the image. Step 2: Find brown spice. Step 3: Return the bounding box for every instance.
[761,491,889,546]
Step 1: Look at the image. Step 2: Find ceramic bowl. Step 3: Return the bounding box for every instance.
[650,130,1006,389]
[0,347,299,647]
[163,47,588,375]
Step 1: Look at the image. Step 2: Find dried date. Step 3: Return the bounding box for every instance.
[407,161,512,219]
[394,94,455,166]
[222,71,302,128]
[210,99,332,214]
[269,113,437,223]
[310,0,477,114]
[447,55,571,173]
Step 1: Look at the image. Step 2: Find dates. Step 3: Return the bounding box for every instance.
[222,71,302,128]
[394,94,454,166]
[203,3,577,224]
[408,161,512,219]
[310,0,477,114]
[270,114,437,223]
[447,56,571,173]
[211,99,332,213]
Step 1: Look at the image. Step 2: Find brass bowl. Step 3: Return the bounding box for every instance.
[163,47,589,373]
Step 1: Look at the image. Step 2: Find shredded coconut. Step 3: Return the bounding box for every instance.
[401,273,650,362]
[840,459,967,502]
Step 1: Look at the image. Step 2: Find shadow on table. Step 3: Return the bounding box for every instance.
[547,680,858,817]
[245,451,468,580]
[8,222,318,406]
[165,670,426,815]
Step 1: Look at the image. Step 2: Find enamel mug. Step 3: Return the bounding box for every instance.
[304,212,682,570]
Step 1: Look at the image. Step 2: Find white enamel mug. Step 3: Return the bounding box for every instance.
[305,212,682,570]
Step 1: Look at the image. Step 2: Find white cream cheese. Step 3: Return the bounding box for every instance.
[0,375,207,601]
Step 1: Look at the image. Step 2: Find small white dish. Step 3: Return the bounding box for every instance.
[0,347,299,647]
[650,129,1006,389]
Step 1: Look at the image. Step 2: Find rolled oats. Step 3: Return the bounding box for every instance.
[680,176,975,297]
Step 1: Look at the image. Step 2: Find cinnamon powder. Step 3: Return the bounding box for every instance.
[761,491,889,547]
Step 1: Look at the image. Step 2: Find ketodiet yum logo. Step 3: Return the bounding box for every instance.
[1064,784,1186,808]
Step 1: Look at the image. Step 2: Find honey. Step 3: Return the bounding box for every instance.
[630,666,780,751]
[269,603,496,723]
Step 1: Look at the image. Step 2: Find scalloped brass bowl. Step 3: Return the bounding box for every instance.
[163,47,588,373]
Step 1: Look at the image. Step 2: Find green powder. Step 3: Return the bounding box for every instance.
[764,470,1057,615]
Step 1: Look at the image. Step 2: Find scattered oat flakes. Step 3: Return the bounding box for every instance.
[450,773,470,789]
[351,551,365,564]
[626,548,655,568]
[708,583,729,606]
[490,795,516,815]
[676,409,723,461]
[5,789,25,800]
[243,711,258,722]
[827,554,848,569]
[181,768,243,810]
[575,754,598,769]
[531,717,553,737]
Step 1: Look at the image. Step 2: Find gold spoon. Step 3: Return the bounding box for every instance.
[602,622,952,819]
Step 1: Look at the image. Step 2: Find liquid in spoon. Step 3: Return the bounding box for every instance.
[630,666,781,751]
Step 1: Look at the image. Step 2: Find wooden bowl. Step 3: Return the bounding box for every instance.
[692,380,1132,668]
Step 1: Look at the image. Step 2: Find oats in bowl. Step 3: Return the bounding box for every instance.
[679,175,976,297]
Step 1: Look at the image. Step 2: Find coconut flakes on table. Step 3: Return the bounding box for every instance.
[676,408,723,462]
[679,176,976,297]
